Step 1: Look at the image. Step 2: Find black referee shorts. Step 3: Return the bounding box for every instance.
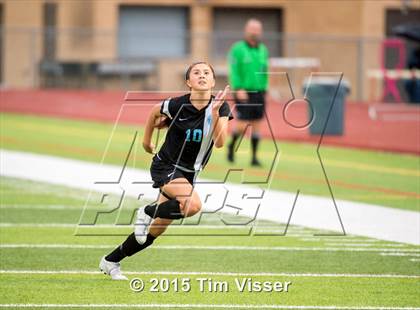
[150,155,196,189]
[234,91,266,121]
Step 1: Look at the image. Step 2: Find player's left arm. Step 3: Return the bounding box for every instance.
[212,85,231,148]
[212,116,229,148]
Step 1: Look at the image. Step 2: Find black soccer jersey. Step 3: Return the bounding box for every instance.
[157,93,233,172]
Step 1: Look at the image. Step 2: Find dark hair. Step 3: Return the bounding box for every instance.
[185,62,216,81]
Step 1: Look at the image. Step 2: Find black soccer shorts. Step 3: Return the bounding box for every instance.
[234,91,266,121]
[150,154,196,189]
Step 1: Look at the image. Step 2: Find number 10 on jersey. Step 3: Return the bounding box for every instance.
[185,129,203,142]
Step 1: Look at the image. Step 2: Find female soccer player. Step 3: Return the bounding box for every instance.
[100,62,232,280]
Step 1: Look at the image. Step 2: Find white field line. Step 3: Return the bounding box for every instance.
[0,222,315,235]
[325,243,405,247]
[0,204,83,210]
[254,230,320,234]
[0,223,261,229]
[380,253,420,257]
[0,304,419,310]
[275,234,316,237]
[0,222,403,240]
[0,269,419,279]
[0,223,85,228]
[300,238,380,243]
[2,149,419,245]
[409,258,420,262]
[1,244,419,253]
[0,222,330,237]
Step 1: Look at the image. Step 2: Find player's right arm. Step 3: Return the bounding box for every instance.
[142,103,165,154]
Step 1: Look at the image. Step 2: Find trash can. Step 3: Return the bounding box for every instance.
[303,77,350,135]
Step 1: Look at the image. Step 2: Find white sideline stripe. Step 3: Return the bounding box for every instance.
[325,243,404,247]
[0,223,319,234]
[0,270,419,279]
[281,233,317,237]
[0,217,311,232]
[0,223,264,229]
[301,238,380,243]
[0,305,419,310]
[1,244,419,253]
[0,304,419,310]
[0,222,316,232]
[2,149,419,245]
[0,223,77,228]
[380,253,420,257]
[0,205,81,210]
[410,258,420,262]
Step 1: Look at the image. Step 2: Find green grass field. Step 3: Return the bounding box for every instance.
[0,112,419,309]
[0,177,419,309]
[1,112,419,211]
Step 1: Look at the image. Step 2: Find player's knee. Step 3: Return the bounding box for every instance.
[184,199,201,216]
[192,199,202,213]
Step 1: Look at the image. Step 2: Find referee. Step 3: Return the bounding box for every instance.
[227,18,269,166]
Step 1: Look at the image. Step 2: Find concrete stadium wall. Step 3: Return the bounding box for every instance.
[1,0,419,100]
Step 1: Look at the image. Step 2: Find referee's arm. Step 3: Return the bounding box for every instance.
[228,45,243,90]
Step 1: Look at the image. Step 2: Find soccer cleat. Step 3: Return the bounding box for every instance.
[99,256,128,280]
[134,206,152,244]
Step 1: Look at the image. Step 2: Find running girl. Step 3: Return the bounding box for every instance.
[100,62,232,280]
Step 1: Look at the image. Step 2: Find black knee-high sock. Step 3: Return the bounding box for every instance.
[105,233,156,263]
[251,134,260,161]
[230,131,240,148]
[228,131,240,161]
[144,199,183,219]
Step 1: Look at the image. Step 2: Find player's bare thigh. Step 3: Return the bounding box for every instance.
[161,177,201,216]
[149,177,201,237]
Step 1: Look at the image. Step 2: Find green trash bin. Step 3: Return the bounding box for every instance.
[303,77,350,135]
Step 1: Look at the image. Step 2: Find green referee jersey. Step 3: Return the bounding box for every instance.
[228,40,269,91]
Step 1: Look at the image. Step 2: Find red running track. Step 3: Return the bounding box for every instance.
[1,89,419,155]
